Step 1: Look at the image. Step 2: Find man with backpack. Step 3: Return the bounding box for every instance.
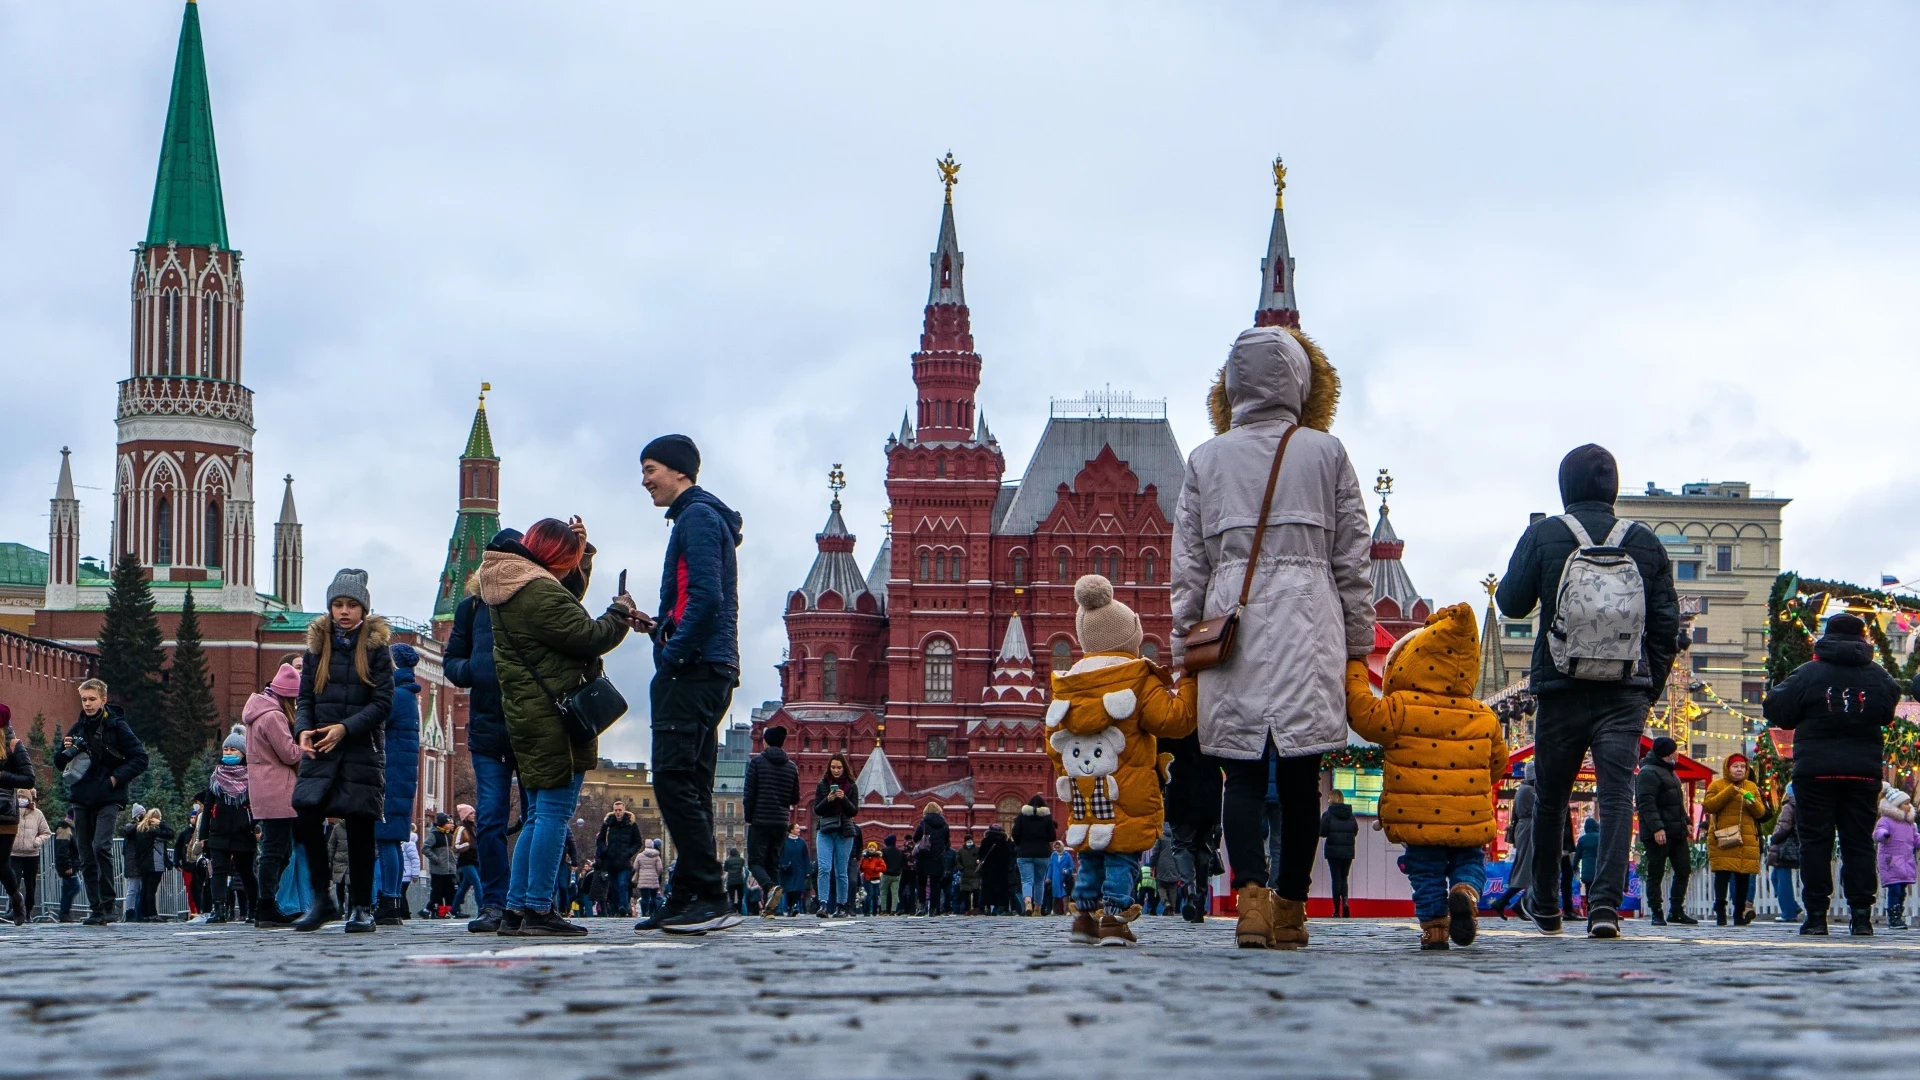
[1497,444,1679,939]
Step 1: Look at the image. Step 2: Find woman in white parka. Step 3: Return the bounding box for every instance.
[1170,325,1374,950]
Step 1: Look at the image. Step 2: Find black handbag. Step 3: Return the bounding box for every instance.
[490,604,628,746]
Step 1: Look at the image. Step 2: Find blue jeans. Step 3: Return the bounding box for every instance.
[506,773,583,914]
[816,830,853,909]
[611,868,634,915]
[1072,851,1141,914]
[1771,866,1801,920]
[1018,857,1048,908]
[375,839,404,900]
[472,752,526,913]
[453,865,481,915]
[1402,844,1488,922]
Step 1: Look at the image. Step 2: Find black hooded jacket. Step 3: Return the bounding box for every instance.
[1318,803,1358,861]
[1764,633,1903,781]
[743,746,800,830]
[1634,755,1689,837]
[53,705,148,809]
[1495,449,1679,695]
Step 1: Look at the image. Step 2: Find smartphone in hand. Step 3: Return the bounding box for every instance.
[618,569,628,596]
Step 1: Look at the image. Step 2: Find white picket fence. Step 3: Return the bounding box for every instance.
[1680,858,1905,918]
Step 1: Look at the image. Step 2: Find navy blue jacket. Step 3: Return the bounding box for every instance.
[53,705,149,809]
[1496,500,1680,695]
[443,594,508,761]
[375,665,422,840]
[653,486,742,673]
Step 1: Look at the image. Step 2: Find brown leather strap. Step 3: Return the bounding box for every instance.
[1237,423,1299,610]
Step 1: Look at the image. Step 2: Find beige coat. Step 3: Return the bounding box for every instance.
[1170,327,1374,760]
[10,806,50,857]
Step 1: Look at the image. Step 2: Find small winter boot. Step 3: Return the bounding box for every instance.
[1269,896,1309,950]
[1234,884,1276,949]
[1890,909,1909,931]
[375,898,404,926]
[1419,916,1451,951]
[1714,902,1728,927]
[1098,913,1139,947]
[1799,909,1829,936]
[1850,908,1875,936]
[1070,909,1101,945]
[1447,884,1480,947]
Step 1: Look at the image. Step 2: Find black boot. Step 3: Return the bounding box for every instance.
[254,897,295,928]
[374,898,403,926]
[1714,903,1727,927]
[1648,903,1666,927]
[345,905,378,934]
[1800,909,1829,936]
[207,901,229,925]
[1890,909,1908,931]
[291,896,342,933]
[1850,909,1874,936]
[1669,906,1699,925]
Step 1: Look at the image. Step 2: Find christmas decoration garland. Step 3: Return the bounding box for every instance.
[1323,745,1385,771]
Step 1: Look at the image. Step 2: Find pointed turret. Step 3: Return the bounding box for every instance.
[1367,470,1430,634]
[272,474,302,608]
[912,152,983,442]
[46,449,81,609]
[434,385,504,622]
[856,744,903,806]
[147,1,228,249]
[795,469,870,610]
[983,612,1044,714]
[1475,574,1508,699]
[1254,156,1299,329]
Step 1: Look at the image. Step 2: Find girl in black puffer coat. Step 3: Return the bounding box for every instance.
[292,570,394,934]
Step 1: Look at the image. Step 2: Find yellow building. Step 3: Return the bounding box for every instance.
[1496,480,1787,767]
[578,760,667,864]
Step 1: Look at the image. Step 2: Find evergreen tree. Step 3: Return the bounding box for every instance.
[97,551,166,747]
[160,588,219,790]
[26,715,67,823]
[131,750,189,835]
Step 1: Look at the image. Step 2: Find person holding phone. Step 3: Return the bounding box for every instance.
[812,753,859,917]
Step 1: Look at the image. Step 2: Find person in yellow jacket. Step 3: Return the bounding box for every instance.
[1702,753,1765,926]
[1343,602,1508,951]
[1046,575,1197,947]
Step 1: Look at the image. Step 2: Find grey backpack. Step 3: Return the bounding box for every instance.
[1547,515,1646,681]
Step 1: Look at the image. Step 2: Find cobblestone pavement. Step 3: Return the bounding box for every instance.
[2,912,1914,1079]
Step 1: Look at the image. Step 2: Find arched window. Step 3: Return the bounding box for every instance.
[155,497,173,565]
[161,289,181,374]
[204,499,222,568]
[936,455,947,478]
[920,550,931,581]
[201,294,221,377]
[1142,553,1156,585]
[1051,638,1071,674]
[1141,641,1159,662]
[947,552,963,581]
[1055,550,1069,581]
[821,651,839,702]
[1011,552,1027,586]
[923,638,954,703]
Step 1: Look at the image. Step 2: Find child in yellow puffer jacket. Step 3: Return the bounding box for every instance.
[1343,602,1507,951]
[1046,575,1196,947]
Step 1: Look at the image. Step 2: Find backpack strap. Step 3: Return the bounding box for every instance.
[1603,518,1637,547]
[1557,513,1596,549]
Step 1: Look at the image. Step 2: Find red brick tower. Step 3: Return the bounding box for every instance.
[781,466,889,711]
[1253,156,1299,329]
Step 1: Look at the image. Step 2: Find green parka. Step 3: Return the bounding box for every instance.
[476,549,630,790]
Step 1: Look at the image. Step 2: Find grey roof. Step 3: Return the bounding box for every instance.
[1369,506,1424,615]
[55,448,75,501]
[928,199,965,306]
[1257,203,1298,317]
[277,474,298,525]
[796,502,871,608]
[993,417,1186,535]
[865,535,891,614]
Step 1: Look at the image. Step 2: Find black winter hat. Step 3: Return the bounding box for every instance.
[1826,613,1867,640]
[1558,444,1619,507]
[763,725,787,748]
[641,434,701,482]
[1651,736,1678,759]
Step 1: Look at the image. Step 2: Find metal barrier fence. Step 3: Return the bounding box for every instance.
[1,838,187,923]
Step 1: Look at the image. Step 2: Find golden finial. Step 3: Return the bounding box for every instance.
[884,506,894,530]
[1271,155,1287,210]
[828,463,846,509]
[1374,467,1393,507]
[1482,573,1500,600]
[479,381,491,408]
[937,151,961,204]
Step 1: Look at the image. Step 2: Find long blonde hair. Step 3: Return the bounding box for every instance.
[137,808,163,833]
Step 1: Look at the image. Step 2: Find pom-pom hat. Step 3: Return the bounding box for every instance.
[1073,574,1143,656]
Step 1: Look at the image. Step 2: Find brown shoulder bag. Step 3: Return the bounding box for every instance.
[1181,423,1299,672]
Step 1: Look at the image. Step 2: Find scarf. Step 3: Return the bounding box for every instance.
[211,762,249,805]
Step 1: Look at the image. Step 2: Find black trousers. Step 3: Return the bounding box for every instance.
[296,812,375,908]
[1712,870,1753,913]
[650,665,734,902]
[209,846,256,916]
[1532,687,1645,915]
[1222,749,1321,899]
[1640,834,1690,914]
[256,818,295,911]
[745,824,786,893]
[70,802,121,911]
[1325,857,1352,903]
[1796,777,1879,913]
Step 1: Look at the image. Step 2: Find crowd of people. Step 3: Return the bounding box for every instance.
[2,328,1917,953]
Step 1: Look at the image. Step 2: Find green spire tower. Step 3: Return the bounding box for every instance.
[147,0,228,249]
[434,384,502,623]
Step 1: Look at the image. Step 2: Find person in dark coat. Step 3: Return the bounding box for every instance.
[1634,736,1694,925]
[595,801,645,916]
[373,644,422,925]
[911,802,951,916]
[443,530,519,933]
[1765,613,1905,936]
[53,680,149,924]
[1574,816,1601,915]
[1010,794,1057,915]
[1497,444,1680,939]
[1317,793,1359,917]
[811,753,860,917]
[197,725,257,923]
[291,569,394,933]
[0,712,33,920]
[979,823,1015,914]
[54,815,82,922]
[879,834,906,914]
[743,725,800,916]
[1162,732,1223,923]
[778,824,812,915]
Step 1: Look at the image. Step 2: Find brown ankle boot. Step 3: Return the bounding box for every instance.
[1420,916,1451,951]
[1447,884,1480,947]
[1270,895,1309,950]
[1234,884,1275,949]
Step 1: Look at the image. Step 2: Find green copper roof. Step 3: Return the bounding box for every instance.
[146,2,229,249]
[464,403,497,460]
[433,507,501,620]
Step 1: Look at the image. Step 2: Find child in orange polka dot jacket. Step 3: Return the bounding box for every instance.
[1343,602,1508,951]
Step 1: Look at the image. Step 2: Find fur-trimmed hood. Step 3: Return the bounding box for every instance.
[1019,803,1052,817]
[475,549,558,606]
[304,614,392,695]
[1207,325,1338,435]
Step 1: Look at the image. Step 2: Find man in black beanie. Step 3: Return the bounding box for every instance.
[1496,443,1680,939]
[1765,612,1904,935]
[741,725,800,918]
[636,434,745,935]
[1633,735,1693,925]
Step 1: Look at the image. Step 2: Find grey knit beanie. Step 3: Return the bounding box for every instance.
[220,724,247,754]
[325,568,371,612]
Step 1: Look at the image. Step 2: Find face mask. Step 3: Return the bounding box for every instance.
[16,798,27,809]
[221,752,242,766]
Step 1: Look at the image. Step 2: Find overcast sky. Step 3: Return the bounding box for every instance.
[5,2,1917,763]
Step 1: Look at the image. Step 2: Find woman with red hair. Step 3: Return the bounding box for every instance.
[476,518,643,937]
